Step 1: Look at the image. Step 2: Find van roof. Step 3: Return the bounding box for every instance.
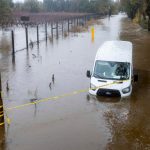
[95,41,132,63]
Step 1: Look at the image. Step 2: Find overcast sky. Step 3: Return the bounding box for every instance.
[13,0,43,2]
[13,0,116,2]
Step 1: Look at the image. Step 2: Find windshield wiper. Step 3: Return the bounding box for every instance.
[120,76,129,80]
[93,73,102,79]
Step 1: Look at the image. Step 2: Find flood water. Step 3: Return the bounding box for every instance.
[0,14,150,150]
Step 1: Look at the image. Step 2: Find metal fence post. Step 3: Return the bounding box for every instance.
[11,30,15,55]
[25,27,28,50]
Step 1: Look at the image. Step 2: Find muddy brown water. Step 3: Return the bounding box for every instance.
[0,14,150,150]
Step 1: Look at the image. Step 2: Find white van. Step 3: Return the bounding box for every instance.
[87,41,138,97]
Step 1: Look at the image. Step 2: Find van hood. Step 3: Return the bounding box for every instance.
[91,77,131,90]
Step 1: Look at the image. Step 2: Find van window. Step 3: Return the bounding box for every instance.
[93,60,130,80]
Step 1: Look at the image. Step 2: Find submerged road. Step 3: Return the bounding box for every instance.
[0,14,150,150]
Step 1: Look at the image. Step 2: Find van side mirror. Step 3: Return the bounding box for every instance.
[86,70,91,78]
[133,74,138,82]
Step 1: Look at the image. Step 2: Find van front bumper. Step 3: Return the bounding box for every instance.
[89,88,131,97]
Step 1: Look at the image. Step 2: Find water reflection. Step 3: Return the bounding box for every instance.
[12,56,16,72]
[0,34,11,53]
[105,86,150,149]
[86,94,121,104]
[26,51,31,72]
[96,96,121,103]
[28,88,39,117]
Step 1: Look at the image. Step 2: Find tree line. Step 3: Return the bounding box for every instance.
[119,0,150,30]
[0,0,13,24]
[0,0,117,25]
[119,0,150,19]
[13,0,114,13]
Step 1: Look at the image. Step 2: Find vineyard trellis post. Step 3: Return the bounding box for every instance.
[25,27,28,50]
[37,25,39,44]
[11,30,15,55]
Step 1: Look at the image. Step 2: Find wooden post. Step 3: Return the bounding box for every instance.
[11,30,15,55]
[0,73,4,127]
[45,23,47,41]
[25,27,28,50]
[56,22,59,39]
[51,22,53,39]
[37,25,39,44]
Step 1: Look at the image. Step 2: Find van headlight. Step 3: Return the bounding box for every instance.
[122,86,131,94]
[90,84,97,91]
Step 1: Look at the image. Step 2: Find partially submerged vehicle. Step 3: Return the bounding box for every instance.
[87,41,138,97]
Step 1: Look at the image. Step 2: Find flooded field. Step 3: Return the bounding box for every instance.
[0,14,150,150]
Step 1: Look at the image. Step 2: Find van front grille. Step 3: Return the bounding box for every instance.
[97,89,121,97]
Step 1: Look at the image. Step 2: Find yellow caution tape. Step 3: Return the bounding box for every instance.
[0,79,129,126]
[0,122,4,126]
[5,79,129,112]
[0,111,3,114]
[0,114,4,118]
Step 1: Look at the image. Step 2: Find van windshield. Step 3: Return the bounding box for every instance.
[93,60,130,80]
